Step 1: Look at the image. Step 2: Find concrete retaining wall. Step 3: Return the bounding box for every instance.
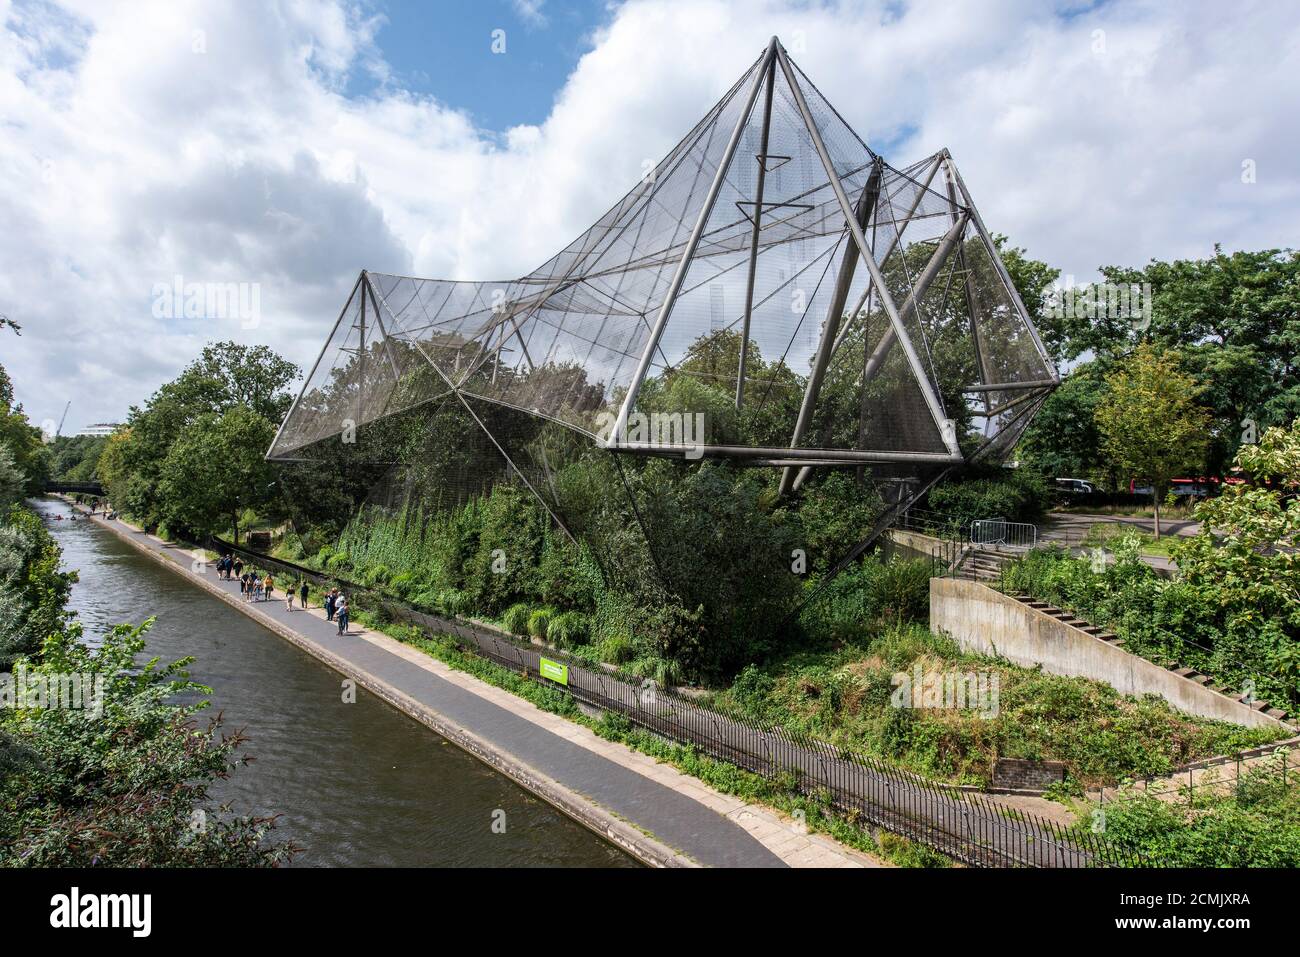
[930,577,1289,731]
[883,528,963,565]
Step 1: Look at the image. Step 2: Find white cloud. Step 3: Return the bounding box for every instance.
[513,1,548,29]
[2,0,1297,432]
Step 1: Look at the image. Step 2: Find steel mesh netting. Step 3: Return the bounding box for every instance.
[268,38,1058,591]
[270,42,1052,469]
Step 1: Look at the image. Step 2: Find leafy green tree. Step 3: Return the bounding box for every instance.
[0,444,24,512]
[1052,247,1299,472]
[0,619,294,866]
[1017,360,1111,483]
[158,405,278,542]
[1094,345,1211,537]
[0,371,51,495]
[98,342,298,532]
[1174,424,1300,681]
[0,505,76,669]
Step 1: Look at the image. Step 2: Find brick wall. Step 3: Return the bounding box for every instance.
[993,758,1066,791]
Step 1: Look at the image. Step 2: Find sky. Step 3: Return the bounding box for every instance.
[1,0,1297,435]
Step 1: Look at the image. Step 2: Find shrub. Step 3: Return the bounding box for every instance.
[501,602,532,636]
[549,611,589,647]
[873,558,932,624]
[527,608,552,640]
[600,634,633,665]
[926,468,1050,526]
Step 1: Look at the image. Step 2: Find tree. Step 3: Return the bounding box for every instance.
[1094,345,1211,537]
[0,505,76,669]
[1017,360,1111,483]
[997,236,1065,365]
[0,619,294,866]
[1050,247,1299,472]
[97,342,298,531]
[1173,424,1300,699]
[158,405,277,542]
[0,444,24,512]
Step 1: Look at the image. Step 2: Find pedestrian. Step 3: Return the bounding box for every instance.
[299,580,309,610]
[238,573,246,599]
[264,574,274,602]
[254,576,263,602]
[336,595,348,635]
[234,557,243,579]
[285,584,294,611]
[325,588,336,621]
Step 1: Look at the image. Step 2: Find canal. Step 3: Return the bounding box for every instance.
[35,498,636,868]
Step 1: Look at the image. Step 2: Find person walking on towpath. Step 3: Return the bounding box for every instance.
[234,557,243,579]
[325,588,336,621]
[263,574,274,603]
[336,595,349,635]
[299,580,309,610]
[285,581,295,611]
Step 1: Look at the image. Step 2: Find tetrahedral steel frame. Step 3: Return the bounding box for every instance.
[268,37,1058,490]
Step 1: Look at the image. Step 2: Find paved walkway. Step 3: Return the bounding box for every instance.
[1040,512,1193,574]
[74,505,879,869]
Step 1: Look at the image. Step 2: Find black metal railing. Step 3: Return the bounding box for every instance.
[212,535,1149,868]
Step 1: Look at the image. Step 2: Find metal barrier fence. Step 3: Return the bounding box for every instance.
[969,517,1038,549]
[213,536,1147,868]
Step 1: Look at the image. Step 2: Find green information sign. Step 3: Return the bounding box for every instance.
[538,657,568,686]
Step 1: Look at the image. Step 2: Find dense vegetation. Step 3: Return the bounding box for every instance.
[707,623,1278,789]
[922,463,1052,527]
[1020,247,1300,486]
[288,461,884,683]
[0,346,290,867]
[1003,423,1300,712]
[1096,754,1300,867]
[96,341,297,542]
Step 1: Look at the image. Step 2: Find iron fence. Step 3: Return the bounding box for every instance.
[213,536,1148,868]
[1096,744,1298,808]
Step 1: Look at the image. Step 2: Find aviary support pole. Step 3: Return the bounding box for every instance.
[775,44,957,462]
[778,159,883,495]
[608,38,777,448]
[735,55,777,410]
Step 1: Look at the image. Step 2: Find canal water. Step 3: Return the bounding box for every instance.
[34,498,635,868]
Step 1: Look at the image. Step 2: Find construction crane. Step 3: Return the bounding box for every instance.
[55,401,70,438]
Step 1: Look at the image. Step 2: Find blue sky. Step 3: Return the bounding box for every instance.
[353,0,610,131]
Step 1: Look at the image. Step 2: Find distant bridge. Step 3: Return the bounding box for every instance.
[44,481,104,495]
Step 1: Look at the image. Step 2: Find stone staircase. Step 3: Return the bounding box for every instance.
[957,545,1024,582]
[1011,595,1291,724]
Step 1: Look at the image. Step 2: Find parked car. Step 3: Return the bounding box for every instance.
[1054,477,1096,496]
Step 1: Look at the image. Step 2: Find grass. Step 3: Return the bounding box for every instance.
[704,623,1286,790]
[1053,502,1197,520]
[1079,522,1180,557]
